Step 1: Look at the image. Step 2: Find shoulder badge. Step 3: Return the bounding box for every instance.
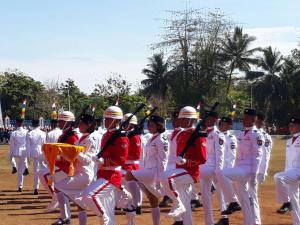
[121,143,127,149]
[219,138,224,145]
[257,139,263,146]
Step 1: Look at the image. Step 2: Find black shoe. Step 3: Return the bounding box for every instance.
[23,168,29,176]
[277,202,292,214]
[191,199,202,209]
[215,218,229,225]
[17,187,22,192]
[172,221,184,225]
[221,202,241,215]
[12,167,17,174]
[33,189,39,195]
[159,195,173,207]
[52,218,71,225]
[136,206,142,215]
[211,184,216,193]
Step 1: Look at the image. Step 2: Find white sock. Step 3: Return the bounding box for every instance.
[78,210,87,225]
[127,181,140,207]
[151,207,160,225]
[56,192,70,219]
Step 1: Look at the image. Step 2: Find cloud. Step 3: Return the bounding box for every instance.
[0,56,147,94]
[244,26,300,55]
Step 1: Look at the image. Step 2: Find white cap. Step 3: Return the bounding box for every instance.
[58,111,75,122]
[104,106,123,119]
[122,113,138,125]
[178,106,198,119]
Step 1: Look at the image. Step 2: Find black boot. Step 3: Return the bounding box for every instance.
[221,202,241,215]
[159,195,173,207]
[172,221,184,225]
[17,187,22,192]
[23,168,29,176]
[136,206,142,215]
[215,217,229,225]
[191,199,202,209]
[52,218,71,225]
[33,189,39,195]
[277,202,292,214]
[12,167,17,174]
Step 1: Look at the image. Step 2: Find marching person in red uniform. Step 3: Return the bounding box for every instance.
[122,113,143,214]
[83,106,129,225]
[39,111,78,213]
[161,106,207,225]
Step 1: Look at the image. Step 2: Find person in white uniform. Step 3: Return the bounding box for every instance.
[250,112,273,225]
[160,111,182,208]
[199,111,226,225]
[215,116,237,225]
[126,115,168,225]
[218,109,263,225]
[52,114,98,225]
[274,116,300,225]
[26,119,47,195]
[9,118,28,192]
[39,119,63,212]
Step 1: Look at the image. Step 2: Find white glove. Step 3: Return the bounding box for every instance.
[257,173,266,183]
[176,156,187,165]
[92,156,104,165]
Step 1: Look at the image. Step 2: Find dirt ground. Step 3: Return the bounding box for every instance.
[0,137,294,225]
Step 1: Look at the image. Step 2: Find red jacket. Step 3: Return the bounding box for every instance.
[56,131,79,174]
[97,131,129,188]
[122,134,142,171]
[176,128,207,182]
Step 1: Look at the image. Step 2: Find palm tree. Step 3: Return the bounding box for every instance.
[255,46,283,122]
[141,53,170,99]
[220,26,260,94]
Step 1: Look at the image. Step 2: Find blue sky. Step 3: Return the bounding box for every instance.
[0,0,299,93]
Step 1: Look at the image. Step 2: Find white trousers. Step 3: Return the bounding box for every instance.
[219,166,254,225]
[31,158,46,190]
[83,178,117,225]
[162,168,194,225]
[200,165,227,225]
[248,180,261,224]
[274,169,300,225]
[11,156,27,188]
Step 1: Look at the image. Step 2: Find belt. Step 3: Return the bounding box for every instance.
[101,166,121,171]
[125,160,140,165]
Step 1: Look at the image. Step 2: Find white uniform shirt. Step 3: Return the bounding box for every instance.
[235,126,264,174]
[26,127,46,158]
[223,130,237,168]
[167,128,182,168]
[285,132,300,171]
[46,127,62,143]
[143,133,168,179]
[205,126,225,171]
[9,127,28,157]
[75,133,99,179]
[258,128,273,175]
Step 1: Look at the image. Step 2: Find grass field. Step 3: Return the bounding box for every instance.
[0,137,294,225]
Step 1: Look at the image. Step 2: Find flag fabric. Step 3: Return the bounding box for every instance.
[21,99,27,119]
[231,103,237,119]
[115,98,119,106]
[196,102,201,119]
[91,104,96,112]
[51,102,57,119]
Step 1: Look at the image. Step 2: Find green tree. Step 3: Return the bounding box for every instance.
[220,26,260,94]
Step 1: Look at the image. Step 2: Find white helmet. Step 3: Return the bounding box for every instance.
[122,113,138,125]
[58,111,75,122]
[178,106,198,119]
[104,106,123,119]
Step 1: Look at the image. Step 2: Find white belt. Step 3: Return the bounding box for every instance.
[101,166,121,171]
[125,160,140,165]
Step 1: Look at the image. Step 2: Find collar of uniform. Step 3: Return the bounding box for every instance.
[293,132,300,137]
[244,126,253,131]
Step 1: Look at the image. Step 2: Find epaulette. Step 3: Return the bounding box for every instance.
[229,134,233,138]
[216,130,220,134]
[254,130,257,133]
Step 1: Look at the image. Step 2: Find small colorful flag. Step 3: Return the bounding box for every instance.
[231,103,237,119]
[90,104,96,112]
[115,98,119,106]
[51,101,57,119]
[196,101,201,119]
[21,99,27,119]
